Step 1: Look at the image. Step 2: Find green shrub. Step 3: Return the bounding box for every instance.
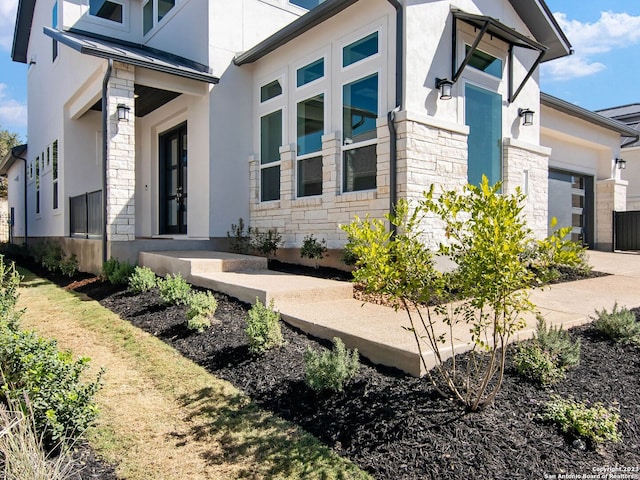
[300,234,328,268]
[185,290,218,333]
[514,343,565,385]
[535,317,581,369]
[0,255,22,327]
[542,397,621,444]
[128,266,158,294]
[514,317,581,386]
[102,257,135,285]
[0,327,103,449]
[592,303,640,344]
[40,242,65,273]
[251,228,282,258]
[227,218,252,254]
[186,315,211,334]
[304,337,359,393]
[245,298,284,354]
[58,255,79,278]
[158,273,192,306]
[527,218,591,283]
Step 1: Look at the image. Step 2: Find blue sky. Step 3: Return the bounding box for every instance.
[1,1,640,142]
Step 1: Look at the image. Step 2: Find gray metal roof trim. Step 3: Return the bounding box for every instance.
[0,144,28,176]
[507,0,572,62]
[541,92,640,138]
[11,0,36,63]
[43,27,219,84]
[234,0,358,65]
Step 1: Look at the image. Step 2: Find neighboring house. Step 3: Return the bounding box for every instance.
[3,0,637,273]
[597,104,640,211]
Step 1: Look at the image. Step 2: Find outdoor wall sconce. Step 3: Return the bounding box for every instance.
[117,104,131,122]
[615,158,627,170]
[435,78,453,100]
[518,108,535,126]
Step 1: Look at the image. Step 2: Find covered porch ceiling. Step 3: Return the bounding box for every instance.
[89,84,182,118]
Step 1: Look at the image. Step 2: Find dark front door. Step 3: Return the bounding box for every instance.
[160,123,187,234]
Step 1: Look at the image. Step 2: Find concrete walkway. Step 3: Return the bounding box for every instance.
[140,250,640,377]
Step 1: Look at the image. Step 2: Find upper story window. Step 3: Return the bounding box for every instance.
[465,45,503,79]
[52,2,58,60]
[290,0,324,10]
[343,32,378,67]
[261,80,282,102]
[90,0,124,23]
[297,58,324,87]
[143,0,175,35]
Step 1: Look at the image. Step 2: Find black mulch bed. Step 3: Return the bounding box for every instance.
[15,258,639,480]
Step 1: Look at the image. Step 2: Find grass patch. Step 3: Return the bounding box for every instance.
[16,268,371,480]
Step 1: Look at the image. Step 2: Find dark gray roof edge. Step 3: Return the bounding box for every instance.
[0,144,28,175]
[44,27,219,84]
[67,27,213,74]
[234,0,359,65]
[11,0,36,63]
[535,0,572,55]
[541,92,640,138]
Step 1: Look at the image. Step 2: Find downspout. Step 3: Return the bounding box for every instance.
[11,147,28,246]
[102,59,113,264]
[386,0,403,235]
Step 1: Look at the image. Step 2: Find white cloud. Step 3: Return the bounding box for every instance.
[0,84,27,129]
[542,11,640,82]
[0,0,18,52]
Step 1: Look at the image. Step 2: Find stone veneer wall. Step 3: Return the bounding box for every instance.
[627,197,640,211]
[106,62,136,243]
[596,178,628,251]
[249,117,391,248]
[502,138,551,239]
[395,111,469,248]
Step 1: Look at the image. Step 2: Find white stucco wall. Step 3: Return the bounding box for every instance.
[404,0,542,146]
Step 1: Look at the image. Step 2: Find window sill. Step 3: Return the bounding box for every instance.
[335,189,377,204]
[292,196,322,208]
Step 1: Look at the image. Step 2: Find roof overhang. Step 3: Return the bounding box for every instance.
[0,145,28,175]
[43,27,219,84]
[234,0,358,65]
[541,93,640,142]
[508,0,572,62]
[11,0,36,63]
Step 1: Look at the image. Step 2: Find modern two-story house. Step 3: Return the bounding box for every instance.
[3,0,637,272]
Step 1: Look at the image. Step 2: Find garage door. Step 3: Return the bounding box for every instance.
[548,169,594,248]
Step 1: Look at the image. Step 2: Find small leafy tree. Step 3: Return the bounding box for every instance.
[300,234,328,269]
[251,228,283,259]
[344,176,535,411]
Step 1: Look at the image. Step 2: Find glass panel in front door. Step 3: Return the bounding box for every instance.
[160,124,187,234]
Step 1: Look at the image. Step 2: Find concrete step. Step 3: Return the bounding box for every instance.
[139,251,268,278]
[191,270,354,306]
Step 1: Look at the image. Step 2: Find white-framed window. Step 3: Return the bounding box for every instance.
[338,27,382,193]
[52,2,58,61]
[52,140,59,210]
[89,0,124,23]
[296,94,324,197]
[143,0,176,35]
[289,0,324,10]
[260,109,283,202]
[35,154,41,215]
